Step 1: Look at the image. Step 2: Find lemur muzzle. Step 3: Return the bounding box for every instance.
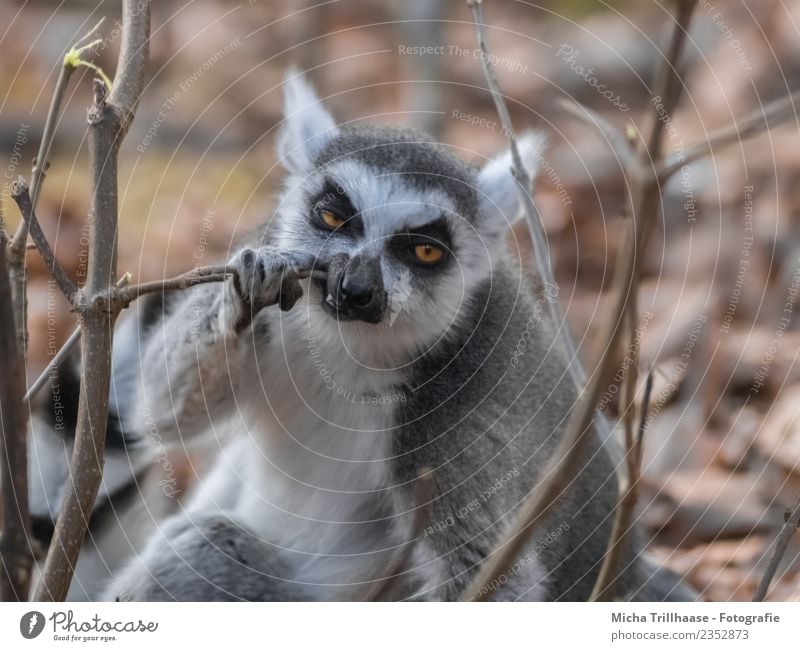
[324,253,387,323]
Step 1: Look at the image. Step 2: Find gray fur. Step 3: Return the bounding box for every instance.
[69,71,692,602]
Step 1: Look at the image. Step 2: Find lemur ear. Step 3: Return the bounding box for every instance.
[475,131,546,237]
[277,68,339,174]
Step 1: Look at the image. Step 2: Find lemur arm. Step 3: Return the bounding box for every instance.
[129,247,318,442]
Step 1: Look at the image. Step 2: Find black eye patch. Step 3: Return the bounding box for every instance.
[389,217,453,266]
[309,179,362,235]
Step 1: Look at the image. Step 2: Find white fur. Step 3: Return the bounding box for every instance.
[273,158,498,368]
[176,307,413,599]
[277,68,339,174]
[476,131,547,238]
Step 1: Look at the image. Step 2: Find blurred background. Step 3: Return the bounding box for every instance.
[2,0,800,600]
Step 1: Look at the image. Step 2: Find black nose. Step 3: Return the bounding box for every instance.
[330,255,386,322]
[339,276,373,308]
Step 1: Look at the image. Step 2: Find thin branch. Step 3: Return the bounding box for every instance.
[0,230,32,601]
[114,265,234,306]
[587,0,695,603]
[644,0,696,160]
[106,0,150,135]
[461,0,698,602]
[9,61,74,256]
[72,17,106,50]
[467,0,597,420]
[362,468,434,601]
[591,370,653,601]
[23,274,131,405]
[469,1,630,472]
[468,0,557,328]
[35,0,151,602]
[114,265,326,308]
[556,98,638,171]
[753,495,800,602]
[659,89,800,180]
[25,326,81,404]
[7,46,79,357]
[10,177,78,303]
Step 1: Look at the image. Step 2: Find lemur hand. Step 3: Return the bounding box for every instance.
[221,247,321,334]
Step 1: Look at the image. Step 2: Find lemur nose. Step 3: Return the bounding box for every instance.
[330,255,387,323]
[338,276,373,307]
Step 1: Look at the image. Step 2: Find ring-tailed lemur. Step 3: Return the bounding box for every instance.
[30,70,695,601]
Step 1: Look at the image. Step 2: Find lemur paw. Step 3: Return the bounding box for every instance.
[221,247,319,334]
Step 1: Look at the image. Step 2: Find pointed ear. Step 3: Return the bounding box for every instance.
[476,131,546,236]
[276,68,339,174]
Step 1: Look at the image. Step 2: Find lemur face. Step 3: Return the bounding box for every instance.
[271,70,544,360]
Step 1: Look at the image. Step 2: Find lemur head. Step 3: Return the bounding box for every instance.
[272,70,544,364]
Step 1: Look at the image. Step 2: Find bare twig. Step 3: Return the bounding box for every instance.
[461,0,698,602]
[35,0,151,602]
[591,370,653,601]
[114,265,325,308]
[586,0,696,603]
[106,0,150,135]
[362,468,434,601]
[466,0,586,389]
[114,265,234,306]
[556,98,638,171]
[23,274,131,405]
[25,327,82,404]
[0,230,32,601]
[5,16,102,346]
[10,177,77,303]
[7,58,74,355]
[753,495,800,602]
[659,89,800,180]
[466,0,623,468]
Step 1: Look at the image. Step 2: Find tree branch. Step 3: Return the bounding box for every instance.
[113,265,325,308]
[7,52,74,355]
[466,0,586,391]
[5,17,103,353]
[23,274,130,405]
[0,231,32,601]
[114,265,234,306]
[556,98,638,171]
[659,89,800,180]
[753,495,800,602]
[10,177,78,303]
[34,0,151,602]
[106,0,150,136]
[461,0,698,602]
[591,370,653,601]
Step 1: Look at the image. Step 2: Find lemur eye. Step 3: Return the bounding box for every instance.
[320,209,346,229]
[414,244,444,264]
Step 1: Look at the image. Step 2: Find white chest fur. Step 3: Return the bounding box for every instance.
[221,313,410,597]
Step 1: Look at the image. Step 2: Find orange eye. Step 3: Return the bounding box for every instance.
[414,244,444,264]
[320,209,346,229]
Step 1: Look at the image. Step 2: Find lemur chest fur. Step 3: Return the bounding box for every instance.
[230,312,406,552]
